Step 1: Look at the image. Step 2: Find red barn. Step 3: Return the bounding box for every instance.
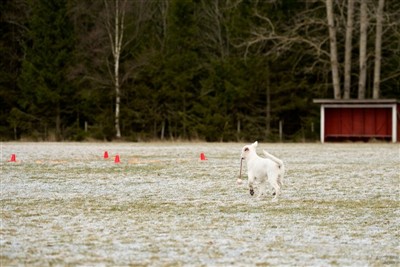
[313,99,399,143]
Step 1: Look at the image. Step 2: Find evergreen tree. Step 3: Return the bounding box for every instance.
[161,0,202,139]
[0,0,29,139]
[1,0,398,141]
[18,0,75,140]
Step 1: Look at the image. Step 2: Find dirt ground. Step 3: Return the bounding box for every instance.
[1,142,399,266]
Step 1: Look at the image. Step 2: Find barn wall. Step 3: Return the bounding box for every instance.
[324,107,392,141]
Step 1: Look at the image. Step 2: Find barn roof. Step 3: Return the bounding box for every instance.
[313,99,399,105]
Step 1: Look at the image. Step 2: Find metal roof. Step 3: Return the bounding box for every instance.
[313,99,399,104]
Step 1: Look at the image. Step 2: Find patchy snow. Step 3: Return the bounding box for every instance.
[1,142,399,266]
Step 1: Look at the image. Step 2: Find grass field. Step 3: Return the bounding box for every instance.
[1,142,399,266]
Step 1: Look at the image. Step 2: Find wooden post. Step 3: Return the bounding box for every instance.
[320,105,325,143]
[161,119,165,140]
[392,104,397,143]
[279,120,283,142]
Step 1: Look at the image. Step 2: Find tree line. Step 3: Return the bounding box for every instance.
[1,0,399,142]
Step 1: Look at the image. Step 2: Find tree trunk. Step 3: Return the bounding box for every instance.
[326,0,341,99]
[182,92,187,139]
[343,0,354,99]
[14,124,17,140]
[56,105,61,141]
[105,0,125,138]
[265,62,271,137]
[115,52,121,138]
[358,0,368,99]
[114,0,123,138]
[161,119,165,140]
[373,0,385,99]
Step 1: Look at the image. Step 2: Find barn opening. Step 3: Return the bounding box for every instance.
[313,99,399,143]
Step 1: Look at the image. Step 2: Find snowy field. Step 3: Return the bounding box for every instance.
[1,142,399,266]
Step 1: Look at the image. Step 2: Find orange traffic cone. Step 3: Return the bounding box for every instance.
[200,152,207,161]
[104,151,109,159]
[114,154,120,163]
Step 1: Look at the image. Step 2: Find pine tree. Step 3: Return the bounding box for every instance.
[18,0,75,140]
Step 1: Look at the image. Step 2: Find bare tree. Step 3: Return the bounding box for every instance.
[358,0,368,99]
[155,0,169,139]
[343,0,354,99]
[104,0,127,138]
[239,0,400,103]
[200,0,229,59]
[373,0,385,99]
[326,0,341,99]
[241,2,335,134]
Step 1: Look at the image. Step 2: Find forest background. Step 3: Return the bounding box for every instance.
[1,0,399,142]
